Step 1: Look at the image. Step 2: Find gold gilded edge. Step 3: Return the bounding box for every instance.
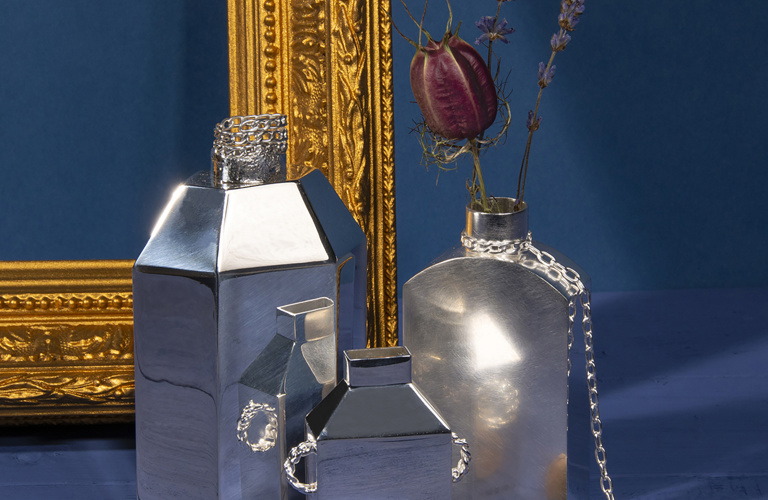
[369,0,399,347]
[228,0,398,347]
[0,260,135,425]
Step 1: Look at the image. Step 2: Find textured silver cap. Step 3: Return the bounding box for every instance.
[211,114,288,187]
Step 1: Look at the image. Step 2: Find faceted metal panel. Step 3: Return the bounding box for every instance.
[218,183,330,272]
[217,265,337,499]
[403,254,570,499]
[136,185,225,274]
[307,383,451,440]
[133,271,219,499]
[309,435,452,500]
[300,170,368,375]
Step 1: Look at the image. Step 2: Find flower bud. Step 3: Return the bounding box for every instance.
[410,34,498,141]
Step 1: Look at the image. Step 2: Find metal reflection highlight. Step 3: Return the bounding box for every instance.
[470,313,521,370]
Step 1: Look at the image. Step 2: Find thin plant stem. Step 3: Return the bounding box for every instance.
[515,50,557,211]
[486,1,503,70]
[470,138,489,212]
[401,0,431,44]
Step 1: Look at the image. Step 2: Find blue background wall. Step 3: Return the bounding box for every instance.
[393,1,768,293]
[2,1,767,293]
[0,1,229,261]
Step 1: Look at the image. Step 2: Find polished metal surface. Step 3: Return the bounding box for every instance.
[133,115,367,500]
[238,297,336,500]
[402,199,589,499]
[291,348,459,499]
[345,346,411,387]
[466,198,528,242]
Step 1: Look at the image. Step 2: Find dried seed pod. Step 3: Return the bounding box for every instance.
[410,34,498,141]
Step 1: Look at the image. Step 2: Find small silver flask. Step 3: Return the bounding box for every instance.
[284,347,471,500]
[236,297,336,500]
[133,114,367,500]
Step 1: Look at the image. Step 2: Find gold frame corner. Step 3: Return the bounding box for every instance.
[0,0,397,424]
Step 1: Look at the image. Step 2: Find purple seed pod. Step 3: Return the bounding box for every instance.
[410,34,498,141]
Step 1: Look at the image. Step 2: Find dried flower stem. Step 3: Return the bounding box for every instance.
[515,50,557,211]
[486,1,503,69]
[469,138,490,211]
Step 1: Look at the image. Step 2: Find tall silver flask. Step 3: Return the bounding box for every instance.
[237,297,336,500]
[284,347,471,500]
[133,114,367,500]
[402,198,590,499]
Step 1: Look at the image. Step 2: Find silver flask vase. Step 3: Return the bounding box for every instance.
[402,198,594,499]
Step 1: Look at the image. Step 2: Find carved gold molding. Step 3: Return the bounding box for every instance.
[227,0,398,347]
[0,260,135,423]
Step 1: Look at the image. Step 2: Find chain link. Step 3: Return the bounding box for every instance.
[451,432,471,483]
[463,233,615,499]
[460,230,533,254]
[284,437,318,494]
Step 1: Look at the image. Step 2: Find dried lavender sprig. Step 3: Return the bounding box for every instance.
[515,0,585,210]
[551,29,571,52]
[526,110,541,131]
[538,62,556,87]
[559,0,585,31]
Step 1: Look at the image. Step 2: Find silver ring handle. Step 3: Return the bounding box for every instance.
[284,438,318,494]
[236,400,278,453]
[451,432,471,483]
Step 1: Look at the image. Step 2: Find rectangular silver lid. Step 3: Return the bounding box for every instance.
[344,346,411,387]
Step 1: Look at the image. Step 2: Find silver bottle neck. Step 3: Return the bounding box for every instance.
[211,114,288,188]
[465,198,529,242]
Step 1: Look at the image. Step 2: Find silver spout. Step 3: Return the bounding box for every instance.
[277,297,335,343]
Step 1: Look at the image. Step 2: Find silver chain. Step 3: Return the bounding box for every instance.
[451,432,471,483]
[285,433,470,493]
[460,230,533,254]
[463,233,615,500]
[284,437,318,494]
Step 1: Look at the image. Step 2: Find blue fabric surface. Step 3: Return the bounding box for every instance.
[1,288,766,499]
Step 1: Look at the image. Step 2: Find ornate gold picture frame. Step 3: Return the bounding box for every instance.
[0,0,396,424]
